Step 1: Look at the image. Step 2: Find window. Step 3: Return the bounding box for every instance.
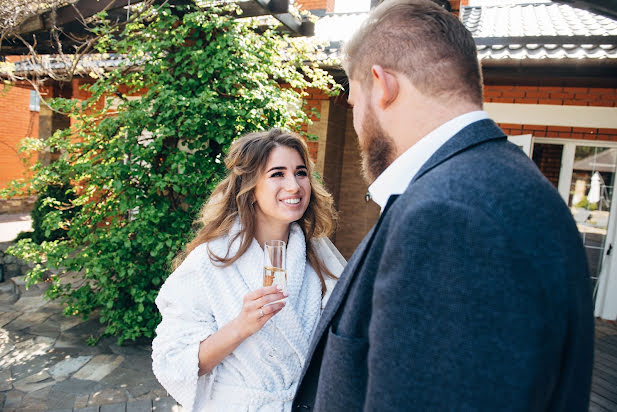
[29,90,40,112]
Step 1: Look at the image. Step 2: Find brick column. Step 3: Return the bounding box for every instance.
[449,0,469,16]
[295,0,334,13]
[38,81,71,166]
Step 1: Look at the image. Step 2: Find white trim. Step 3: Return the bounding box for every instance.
[533,138,617,148]
[507,134,532,156]
[557,143,575,204]
[485,103,617,129]
[595,180,617,320]
[530,138,617,320]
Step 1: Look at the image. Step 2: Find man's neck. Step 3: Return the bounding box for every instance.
[394,102,482,157]
[380,80,482,158]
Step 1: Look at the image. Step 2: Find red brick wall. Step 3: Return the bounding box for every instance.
[484,85,617,107]
[449,0,467,15]
[295,0,334,12]
[531,143,563,188]
[499,124,617,142]
[301,87,332,163]
[335,109,380,259]
[488,85,617,142]
[0,83,39,190]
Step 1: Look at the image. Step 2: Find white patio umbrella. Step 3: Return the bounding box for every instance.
[588,171,602,204]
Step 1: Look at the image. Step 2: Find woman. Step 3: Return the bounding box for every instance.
[152,128,345,411]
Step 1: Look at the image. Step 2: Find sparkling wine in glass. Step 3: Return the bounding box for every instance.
[263,240,287,293]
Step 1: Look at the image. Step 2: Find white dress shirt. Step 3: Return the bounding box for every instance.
[369,110,489,211]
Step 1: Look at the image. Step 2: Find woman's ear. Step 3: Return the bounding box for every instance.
[371,65,400,109]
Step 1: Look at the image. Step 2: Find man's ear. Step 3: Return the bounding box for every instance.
[371,65,400,109]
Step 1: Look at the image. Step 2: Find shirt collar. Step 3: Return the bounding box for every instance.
[368,110,489,211]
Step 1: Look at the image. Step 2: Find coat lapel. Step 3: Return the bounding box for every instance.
[299,195,400,373]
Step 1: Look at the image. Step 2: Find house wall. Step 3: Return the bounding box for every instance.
[487,86,617,145]
[485,86,617,108]
[449,0,469,15]
[295,0,335,13]
[299,88,382,259]
[0,77,333,214]
[301,87,333,165]
[0,83,38,191]
[324,83,617,258]
[332,108,380,258]
[0,78,92,213]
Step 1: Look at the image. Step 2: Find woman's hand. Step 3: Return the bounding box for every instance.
[233,285,288,339]
[197,285,287,376]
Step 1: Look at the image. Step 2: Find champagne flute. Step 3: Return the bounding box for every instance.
[263,240,287,293]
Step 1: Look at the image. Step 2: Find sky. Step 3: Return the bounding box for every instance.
[333,0,371,13]
[331,0,553,12]
[468,0,551,4]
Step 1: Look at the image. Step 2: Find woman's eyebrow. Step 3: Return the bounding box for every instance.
[266,166,286,173]
[266,165,307,173]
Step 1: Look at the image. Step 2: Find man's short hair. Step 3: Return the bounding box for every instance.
[343,0,483,106]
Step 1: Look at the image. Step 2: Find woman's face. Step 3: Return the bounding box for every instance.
[253,145,311,229]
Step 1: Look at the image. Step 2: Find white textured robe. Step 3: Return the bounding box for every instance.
[151,223,345,412]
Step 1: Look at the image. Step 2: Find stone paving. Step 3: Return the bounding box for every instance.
[0,213,32,243]
[0,275,181,411]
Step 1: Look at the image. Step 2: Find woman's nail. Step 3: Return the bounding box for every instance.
[276,285,283,291]
[283,292,289,297]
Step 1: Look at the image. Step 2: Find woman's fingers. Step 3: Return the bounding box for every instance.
[243,285,280,303]
[259,302,285,322]
[260,301,286,316]
[253,292,287,309]
[234,288,286,338]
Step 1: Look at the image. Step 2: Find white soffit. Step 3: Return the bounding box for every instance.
[484,103,617,129]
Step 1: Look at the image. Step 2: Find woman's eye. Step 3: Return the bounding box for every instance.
[296,170,308,177]
[271,172,284,177]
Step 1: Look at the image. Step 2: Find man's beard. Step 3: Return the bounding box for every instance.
[358,106,396,184]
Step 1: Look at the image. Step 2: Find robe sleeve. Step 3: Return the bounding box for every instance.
[151,250,219,411]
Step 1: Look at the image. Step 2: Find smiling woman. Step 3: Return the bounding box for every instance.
[253,146,312,246]
[151,128,346,412]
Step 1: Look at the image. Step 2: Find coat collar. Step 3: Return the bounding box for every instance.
[410,118,506,186]
[298,194,400,382]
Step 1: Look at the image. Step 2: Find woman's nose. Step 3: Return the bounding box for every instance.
[284,176,300,192]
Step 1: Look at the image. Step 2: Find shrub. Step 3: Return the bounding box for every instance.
[2,1,338,344]
[29,184,79,244]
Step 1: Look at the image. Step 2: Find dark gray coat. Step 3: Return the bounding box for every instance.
[293,119,594,411]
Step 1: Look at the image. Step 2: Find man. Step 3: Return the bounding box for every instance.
[293,0,594,410]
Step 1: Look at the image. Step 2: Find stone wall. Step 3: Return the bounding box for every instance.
[0,197,36,214]
[0,242,34,283]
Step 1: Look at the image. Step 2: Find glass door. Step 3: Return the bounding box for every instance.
[570,146,616,291]
[532,140,617,293]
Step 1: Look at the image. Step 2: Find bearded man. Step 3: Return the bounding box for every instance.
[293,0,594,410]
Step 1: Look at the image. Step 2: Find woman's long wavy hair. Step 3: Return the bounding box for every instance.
[173,128,338,294]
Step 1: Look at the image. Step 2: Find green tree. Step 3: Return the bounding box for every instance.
[3,0,338,344]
